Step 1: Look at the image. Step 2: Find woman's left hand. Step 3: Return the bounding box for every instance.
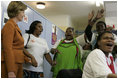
[51,61,57,66]
[31,57,38,67]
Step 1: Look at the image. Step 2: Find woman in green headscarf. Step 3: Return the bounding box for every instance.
[50,27,83,78]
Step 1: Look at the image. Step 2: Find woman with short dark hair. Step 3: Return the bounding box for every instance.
[82,31,117,78]
[23,20,54,78]
[50,27,83,78]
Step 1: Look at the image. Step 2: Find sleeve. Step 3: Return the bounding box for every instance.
[85,25,93,42]
[79,45,83,57]
[89,50,112,78]
[52,40,61,49]
[114,58,117,74]
[113,33,117,45]
[2,23,16,72]
[23,34,30,62]
[23,34,28,46]
[76,33,86,47]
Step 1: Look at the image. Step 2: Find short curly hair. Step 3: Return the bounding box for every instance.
[7,1,27,18]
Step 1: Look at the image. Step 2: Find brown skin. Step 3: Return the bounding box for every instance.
[51,28,74,54]
[98,33,117,78]
[87,9,106,35]
[51,48,61,54]
[23,48,38,67]
[107,73,117,78]
[44,53,56,66]
[88,9,104,26]
[98,33,115,57]
[88,9,106,34]
[33,23,43,37]
[65,28,74,40]
[51,28,74,66]
[83,43,92,50]
[96,23,106,35]
[33,23,55,66]
[85,9,105,42]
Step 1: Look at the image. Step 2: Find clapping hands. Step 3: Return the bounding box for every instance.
[51,60,57,66]
[95,9,104,19]
[51,48,61,54]
[88,9,104,25]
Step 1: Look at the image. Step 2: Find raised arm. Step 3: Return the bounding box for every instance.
[89,9,104,26]
[85,9,104,42]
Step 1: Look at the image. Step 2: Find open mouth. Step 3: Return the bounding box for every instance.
[106,43,113,47]
[66,34,73,40]
[66,34,72,36]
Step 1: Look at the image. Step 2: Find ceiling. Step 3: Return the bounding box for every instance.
[23,1,114,31]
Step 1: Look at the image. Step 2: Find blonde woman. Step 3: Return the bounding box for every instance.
[1,1,37,78]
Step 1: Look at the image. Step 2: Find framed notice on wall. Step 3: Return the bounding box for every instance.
[23,15,28,23]
[52,24,57,45]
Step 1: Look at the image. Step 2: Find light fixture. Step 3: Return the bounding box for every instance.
[96,1,104,7]
[36,2,45,9]
[96,1,100,7]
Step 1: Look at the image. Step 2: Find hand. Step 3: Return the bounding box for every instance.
[54,49,61,54]
[95,9,104,19]
[100,9,104,13]
[88,10,94,22]
[51,48,61,54]
[51,61,57,66]
[31,57,38,67]
[8,72,16,78]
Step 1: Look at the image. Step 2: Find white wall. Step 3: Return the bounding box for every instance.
[45,14,72,32]
[105,1,117,30]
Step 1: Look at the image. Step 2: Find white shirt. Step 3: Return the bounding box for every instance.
[76,33,86,47]
[23,34,49,72]
[112,33,117,45]
[82,49,115,78]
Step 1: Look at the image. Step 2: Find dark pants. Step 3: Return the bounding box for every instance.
[23,70,44,78]
[56,69,82,78]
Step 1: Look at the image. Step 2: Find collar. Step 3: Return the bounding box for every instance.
[8,19,22,35]
[62,39,73,43]
[9,19,18,27]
